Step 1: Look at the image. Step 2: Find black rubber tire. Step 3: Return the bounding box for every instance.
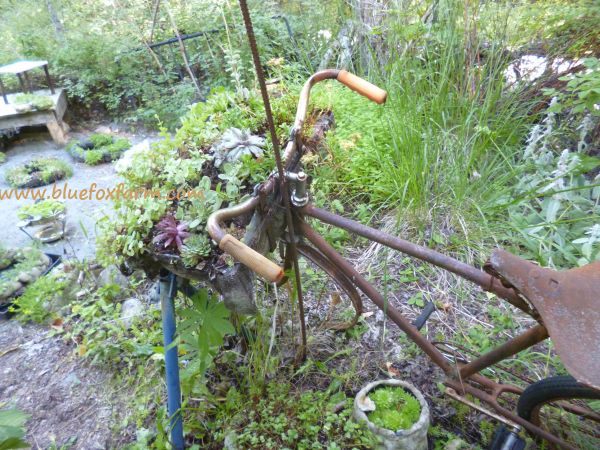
[517,375,600,421]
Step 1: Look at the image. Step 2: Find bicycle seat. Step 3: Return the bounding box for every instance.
[488,249,600,391]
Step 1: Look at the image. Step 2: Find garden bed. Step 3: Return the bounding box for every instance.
[67,133,131,165]
[5,157,72,188]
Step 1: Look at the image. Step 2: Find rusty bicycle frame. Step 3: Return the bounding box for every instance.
[207,70,599,449]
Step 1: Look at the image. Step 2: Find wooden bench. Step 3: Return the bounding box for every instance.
[0,61,69,144]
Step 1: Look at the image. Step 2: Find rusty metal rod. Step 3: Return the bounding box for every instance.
[238,0,308,357]
[459,325,549,379]
[299,220,455,375]
[302,205,534,316]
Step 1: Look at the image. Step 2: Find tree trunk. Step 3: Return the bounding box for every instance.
[46,0,65,42]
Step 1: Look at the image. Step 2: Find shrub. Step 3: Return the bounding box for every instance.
[500,102,600,268]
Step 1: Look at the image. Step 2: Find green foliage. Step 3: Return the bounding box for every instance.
[367,386,421,431]
[61,282,163,367]
[545,58,600,116]
[313,0,531,223]
[0,0,334,128]
[11,273,67,323]
[0,407,29,450]
[210,382,377,448]
[83,149,104,165]
[13,93,53,110]
[178,289,234,395]
[5,158,72,188]
[490,0,600,58]
[0,153,5,164]
[17,199,65,220]
[499,100,600,268]
[89,133,114,147]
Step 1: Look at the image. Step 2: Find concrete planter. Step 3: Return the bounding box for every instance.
[354,379,430,450]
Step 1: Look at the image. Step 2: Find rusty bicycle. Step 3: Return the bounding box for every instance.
[205,67,600,449]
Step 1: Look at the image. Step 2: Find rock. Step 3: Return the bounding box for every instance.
[115,139,150,173]
[29,267,43,279]
[0,281,22,299]
[97,265,130,290]
[61,373,81,388]
[17,272,33,283]
[94,125,112,134]
[120,298,144,328]
[142,281,160,305]
[357,395,376,412]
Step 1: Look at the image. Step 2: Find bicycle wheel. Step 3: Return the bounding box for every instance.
[517,376,600,447]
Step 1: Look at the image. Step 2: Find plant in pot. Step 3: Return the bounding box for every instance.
[354,379,430,450]
[17,200,66,243]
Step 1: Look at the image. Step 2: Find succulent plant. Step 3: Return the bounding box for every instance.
[153,215,190,252]
[181,234,212,267]
[211,128,265,168]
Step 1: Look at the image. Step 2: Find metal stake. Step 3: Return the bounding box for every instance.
[159,271,184,450]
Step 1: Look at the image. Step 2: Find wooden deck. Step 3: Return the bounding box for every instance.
[0,89,68,144]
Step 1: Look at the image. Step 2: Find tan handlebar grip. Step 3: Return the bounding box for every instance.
[337,70,387,104]
[219,234,284,283]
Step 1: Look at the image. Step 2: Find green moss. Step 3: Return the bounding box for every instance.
[0,152,5,164]
[367,386,421,431]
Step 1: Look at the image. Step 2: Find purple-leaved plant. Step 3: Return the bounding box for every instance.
[153,214,190,252]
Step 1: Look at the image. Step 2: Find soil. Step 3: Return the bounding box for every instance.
[0,319,134,449]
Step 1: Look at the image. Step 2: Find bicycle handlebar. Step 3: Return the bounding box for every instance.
[207,70,387,281]
[337,70,387,104]
[219,234,284,283]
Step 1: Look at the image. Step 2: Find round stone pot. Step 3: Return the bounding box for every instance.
[354,379,430,450]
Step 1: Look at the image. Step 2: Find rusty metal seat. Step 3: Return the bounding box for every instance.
[488,249,600,391]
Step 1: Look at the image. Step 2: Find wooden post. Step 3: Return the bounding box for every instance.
[0,77,8,104]
[16,73,26,93]
[46,120,68,145]
[43,64,55,94]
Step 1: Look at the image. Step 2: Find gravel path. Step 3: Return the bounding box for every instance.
[0,320,134,449]
[0,128,153,260]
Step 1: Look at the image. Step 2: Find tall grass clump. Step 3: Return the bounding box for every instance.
[323,1,533,222]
